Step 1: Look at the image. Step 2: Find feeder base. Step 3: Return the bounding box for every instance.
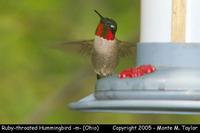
[95,67,200,100]
[70,94,200,114]
[69,43,200,114]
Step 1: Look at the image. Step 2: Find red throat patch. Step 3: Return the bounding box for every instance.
[95,23,103,37]
[95,22,115,40]
[106,29,114,40]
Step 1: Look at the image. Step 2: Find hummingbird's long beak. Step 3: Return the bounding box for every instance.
[94,10,104,19]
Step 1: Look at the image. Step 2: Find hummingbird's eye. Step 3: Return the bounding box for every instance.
[110,24,115,28]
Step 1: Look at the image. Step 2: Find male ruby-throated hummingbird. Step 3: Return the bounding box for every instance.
[58,10,136,79]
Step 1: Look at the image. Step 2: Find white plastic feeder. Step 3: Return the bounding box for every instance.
[70,0,200,114]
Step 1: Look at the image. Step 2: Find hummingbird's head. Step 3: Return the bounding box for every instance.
[94,10,117,40]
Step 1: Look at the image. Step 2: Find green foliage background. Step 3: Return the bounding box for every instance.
[0,0,200,123]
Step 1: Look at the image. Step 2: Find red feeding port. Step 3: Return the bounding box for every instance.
[119,65,156,79]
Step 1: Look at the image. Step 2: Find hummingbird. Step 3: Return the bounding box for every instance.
[57,10,136,79]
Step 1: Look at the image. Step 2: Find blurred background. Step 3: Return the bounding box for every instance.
[0,0,200,123]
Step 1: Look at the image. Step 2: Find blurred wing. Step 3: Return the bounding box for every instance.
[117,39,137,57]
[52,39,94,56]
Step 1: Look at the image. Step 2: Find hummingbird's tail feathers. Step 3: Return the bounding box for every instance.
[96,74,107,80]
[96,74,113,80]
[97,74,101,80]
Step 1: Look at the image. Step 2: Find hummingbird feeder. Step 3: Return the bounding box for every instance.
[70,0,200,114]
